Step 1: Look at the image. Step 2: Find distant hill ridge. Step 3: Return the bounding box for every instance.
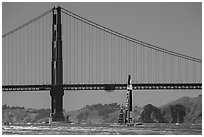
[2,95,202,124]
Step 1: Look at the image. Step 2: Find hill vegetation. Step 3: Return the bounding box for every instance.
[2,95,201,124]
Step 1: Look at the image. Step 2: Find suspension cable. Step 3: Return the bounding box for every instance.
[3,9,52,38]
[61,8,201,63]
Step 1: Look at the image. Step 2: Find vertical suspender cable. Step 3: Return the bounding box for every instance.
[107,31,109,83]
[172,56,174,83]
[128,41,130,76]
[38,18,41,84]
[135,43,137,83]
[90,25,92,84]
[96,28,98,83]
[25,26,27,84]
[99,29,100,84]
[34,21,36,84]
[150,48,152,83]
[2,38,3,85]
[104,31,106,83]
[148,48,150,83]
[88,25,90,83]
[110,33,113,82]
[76,20,79,84]
[107,32,109,84]
[19,28,21,85]
[84,22,86,83]
[195,62,197,82]
[35,21,37,84]
[169,55,171,82]
[5,36,9,84]
[49,12,51,84]
[62,13,65,84]
[91,27,94,84]
[126,40,127,80]
[2,38,4,84]
[120,38,122,83]
[194,62,196,82]
[36,20,38,84]
[141,45,143,83]
[106,33,108,83]
[118,37,122,84]
[11,33,13,85]
[6,36,8,84]
[80,20,82,83]
[83,23,86,83]
[185,59,188,82]
[110,33,112,83]
[62,13,65,83]
[164,52,166,83]
[185,59,186,83]
[22,27,24,84]
[156,50,158,82]
[98,29,100,83]
[44,15,46,84]
[66,14,68,83]
[118,37,120,83]
[163,52,164,83]
[150,48,152,82]
[7,36,9,84]
[30,23,32,84]
[178,58,181,82]
[126,40,128,77]
[187,59,189,82]
[69,15,72,84]
[27,25,29,84]
[140,45,143,83]
[37,20,39,84]
[179,58,181,82]
[73,17,75,84]
[113,34,115,83]
[169,56,171,83]
[143,46,145,82]
[193,62,195,82]
[133,43,135,83]
[177,57,179,82]
[192,61,194,82]
[158,50,159,82]
[41,18,44,84]
[7,35,11,85]
[24,26,26,84]
[15,32,17,84]
[45,13,48,84]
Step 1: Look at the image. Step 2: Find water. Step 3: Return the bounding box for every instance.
[2,123,202,135]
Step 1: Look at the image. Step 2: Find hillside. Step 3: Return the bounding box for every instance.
[160,95,202,123]
[64,103,121,124]
[2,95,202,124]
[2,105,50,124]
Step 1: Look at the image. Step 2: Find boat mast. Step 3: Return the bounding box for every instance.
[125,75,133,124]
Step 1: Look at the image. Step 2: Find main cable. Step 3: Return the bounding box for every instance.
[61,8,201,63]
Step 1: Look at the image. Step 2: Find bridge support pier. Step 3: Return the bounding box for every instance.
[49,6,64,122]
[50,86,64,122]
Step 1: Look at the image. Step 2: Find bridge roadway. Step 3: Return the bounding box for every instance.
[2,83,202,91]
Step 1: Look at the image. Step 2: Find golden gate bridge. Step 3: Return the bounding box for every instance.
[2,6,202,122]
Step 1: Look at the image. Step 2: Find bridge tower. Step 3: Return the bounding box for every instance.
[50,6,64,122]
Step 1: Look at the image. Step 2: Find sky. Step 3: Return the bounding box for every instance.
[2,2,202,111]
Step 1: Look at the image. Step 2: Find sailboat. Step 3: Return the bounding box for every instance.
[117,105,125,125]
[111,75,134,127]
[175,105,180,125]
